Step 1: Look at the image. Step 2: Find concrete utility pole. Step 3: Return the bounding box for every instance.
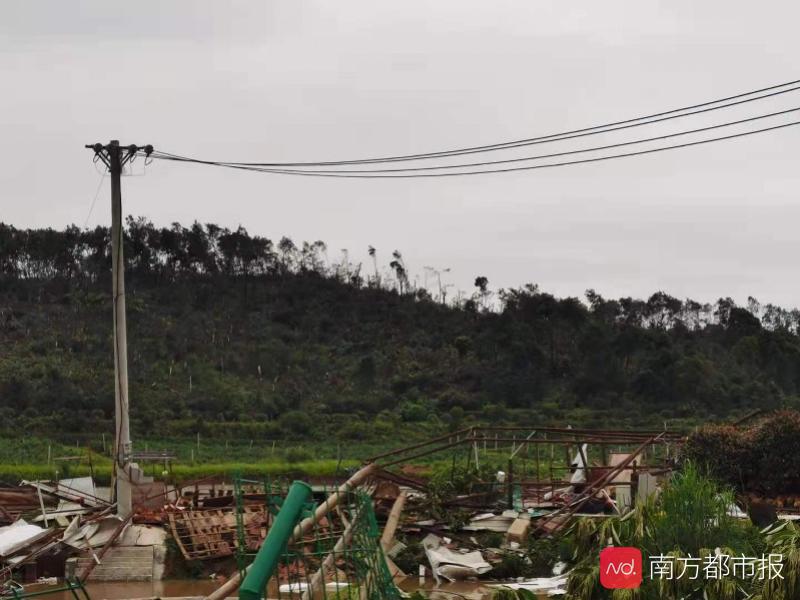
[85,141,153,518]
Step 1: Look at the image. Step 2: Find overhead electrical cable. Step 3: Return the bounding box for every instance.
[148,119,800,178]
[83,169,107,229]
[152,79,800,167]
[216,106,800,174]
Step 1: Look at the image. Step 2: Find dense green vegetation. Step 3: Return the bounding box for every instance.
[2,220,800,450]
[684,410,800,496]
[562,464,797,600]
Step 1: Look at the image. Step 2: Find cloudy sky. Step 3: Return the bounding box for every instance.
[2,1,799,307]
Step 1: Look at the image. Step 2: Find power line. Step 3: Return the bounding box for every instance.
[83,169,107,229]
[234,106,800,174]
[149,119,800,178]
[156,78,800,167]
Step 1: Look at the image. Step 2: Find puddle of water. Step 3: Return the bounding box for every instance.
[399,577,493,599]
[19,580,219,600]
[21,577,547,600]
[399,577,550,599]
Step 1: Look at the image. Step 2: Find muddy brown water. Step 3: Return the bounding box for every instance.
[19,578,545,599]
[15,580,219,600]
[398,578,494,598]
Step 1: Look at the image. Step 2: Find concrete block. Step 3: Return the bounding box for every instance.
[505,517,530,544]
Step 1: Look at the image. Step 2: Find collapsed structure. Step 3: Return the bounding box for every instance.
[8,422,799,598]
[0,425,694,598]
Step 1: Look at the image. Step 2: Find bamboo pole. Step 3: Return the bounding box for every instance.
[302,510,358,600]
[380,492,407,550]
[204,463,376,600]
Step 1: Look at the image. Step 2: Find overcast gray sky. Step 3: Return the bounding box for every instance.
[2,1,799,307]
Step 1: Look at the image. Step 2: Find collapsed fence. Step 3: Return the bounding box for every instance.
[367,425,685,533]
[197,426,686,599]
[207,464,403,600]
[238,482,400,600]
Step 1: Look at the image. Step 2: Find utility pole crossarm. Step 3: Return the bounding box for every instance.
[84,140,154,518]
[85,142,153,169]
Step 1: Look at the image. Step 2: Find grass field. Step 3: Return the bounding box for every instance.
[0,459,363,484]
[0,414,690,485]
[0,430,460,484]
[0,437,372,483]
[0,434,664,487]
[0,434,570,484]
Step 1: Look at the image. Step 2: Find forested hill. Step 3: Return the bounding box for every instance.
[1,219,800,439]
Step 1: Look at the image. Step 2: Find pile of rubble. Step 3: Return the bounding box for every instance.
[6,425,760,597]
[0,477,237,585]
[0,478,113,583]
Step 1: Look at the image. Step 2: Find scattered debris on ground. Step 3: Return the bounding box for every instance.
[3,423,798,598]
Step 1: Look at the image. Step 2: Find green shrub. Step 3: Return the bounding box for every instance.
[525,536,564,577]
[683,411,800,494]
[564,463,762,599]
[490,551,534,579]
[285,447,313,464]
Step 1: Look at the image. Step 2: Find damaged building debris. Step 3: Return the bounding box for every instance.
[2,423,798,597]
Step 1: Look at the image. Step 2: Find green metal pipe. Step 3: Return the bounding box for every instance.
[239,480,312,600]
